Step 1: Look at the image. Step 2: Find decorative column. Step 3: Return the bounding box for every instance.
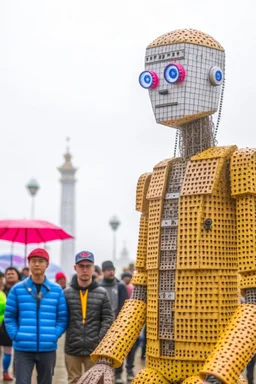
[58,139,77,279]
[109,216,121,263]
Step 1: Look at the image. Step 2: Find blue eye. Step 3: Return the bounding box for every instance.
[209,66,223,86]
[164,63,186,84]
[139,71,159,89]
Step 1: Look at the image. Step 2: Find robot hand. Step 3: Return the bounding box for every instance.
[77,363,114,384]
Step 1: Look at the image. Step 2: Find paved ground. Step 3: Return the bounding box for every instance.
[0,336,145,383]
[2,340,248,384]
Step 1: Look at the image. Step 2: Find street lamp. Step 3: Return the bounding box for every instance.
[109,216,121,262]
[26,178,40,219]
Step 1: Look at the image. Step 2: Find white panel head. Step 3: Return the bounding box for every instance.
[139,29,225,128]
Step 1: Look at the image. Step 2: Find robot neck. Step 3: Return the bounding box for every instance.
[178,116,215,159]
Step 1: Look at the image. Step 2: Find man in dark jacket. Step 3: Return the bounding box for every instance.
[64,251,113,384]
[100,261,129,383]
[100,260,128,319]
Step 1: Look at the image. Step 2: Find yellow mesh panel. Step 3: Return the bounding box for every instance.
[200,305,256,384]
[175,341,216,361]
[147,270,159,340]
[132,271,147,286]
[132,368,169,384]
[178,156,237,270]
[236,196,256,272]
[178,195,203,269]
[199,192,237,270]
[91,300,146,368]
[181,158,223,196]
[175,270,237,345]
[192,146,237,161]
[146,339,161,358]
[239,272,256,289]
[135,214,148,269]
[231,148,256,197]
[183,375,206,384]
[162,111,216,128]
[147,200,162,270]
[147,355,204,382]
[136,173,152,213]
[147,160,171,200]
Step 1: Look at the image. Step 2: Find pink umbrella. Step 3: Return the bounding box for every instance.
[0,219,74,265]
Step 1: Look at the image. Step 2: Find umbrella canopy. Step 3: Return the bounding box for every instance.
[0,219,73,244]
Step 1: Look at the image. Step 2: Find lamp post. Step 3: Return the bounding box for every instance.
[26,178,40,219]
[109,216,121,262]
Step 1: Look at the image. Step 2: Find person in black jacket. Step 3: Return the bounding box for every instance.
[64,251,113,384]
[100,261,128,319]
[100,261,129,384]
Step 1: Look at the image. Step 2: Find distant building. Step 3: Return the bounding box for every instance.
[58,140,77,280]
[114,242,133,278]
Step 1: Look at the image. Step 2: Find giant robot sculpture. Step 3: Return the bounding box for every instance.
[78,29,256,384]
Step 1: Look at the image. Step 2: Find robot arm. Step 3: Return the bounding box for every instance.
[91,298,146,368]
[90,173,152,368]
[197,149,256,384]
[199,304,256,384]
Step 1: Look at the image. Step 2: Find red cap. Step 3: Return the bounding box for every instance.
[27,248,49,262]
[55,272,66,281]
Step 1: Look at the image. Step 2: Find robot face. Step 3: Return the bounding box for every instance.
[139,43,225,128]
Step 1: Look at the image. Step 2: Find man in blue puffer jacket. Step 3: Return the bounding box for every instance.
[4,248,68,384]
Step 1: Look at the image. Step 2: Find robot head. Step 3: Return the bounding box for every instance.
[139,29,225,128]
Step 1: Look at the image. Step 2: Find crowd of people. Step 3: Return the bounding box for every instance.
[0,248,146,384]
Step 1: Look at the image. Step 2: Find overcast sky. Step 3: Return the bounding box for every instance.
[0,0,255,269]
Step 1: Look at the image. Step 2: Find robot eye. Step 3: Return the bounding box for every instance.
[139,71,159,89]
[209,66,223,86]
[164,63,186,84]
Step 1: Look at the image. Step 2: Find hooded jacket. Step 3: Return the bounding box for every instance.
[100,277,129,319]
[64,275,113,356]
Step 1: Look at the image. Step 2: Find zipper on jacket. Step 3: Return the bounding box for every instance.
[83,322,86,354]
[36,296,40,352]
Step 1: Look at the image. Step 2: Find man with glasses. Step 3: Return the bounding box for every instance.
[64,251,113,384]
